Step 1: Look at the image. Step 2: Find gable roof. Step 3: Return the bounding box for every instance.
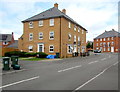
[94,29,120,39]
[22,7,87,31]
[7,40,18,48]
[0,34,12,42]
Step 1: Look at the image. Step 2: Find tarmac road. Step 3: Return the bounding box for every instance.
[1,53,118,91]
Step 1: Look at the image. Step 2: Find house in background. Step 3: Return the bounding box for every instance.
[18,3,87,58]
[94,29,120,53]
[0,32,19,56]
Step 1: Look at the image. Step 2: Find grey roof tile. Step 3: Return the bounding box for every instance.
[94,30,120,39]
[7,40,18,48]
[0,34,12,41]
[22,7,87,31]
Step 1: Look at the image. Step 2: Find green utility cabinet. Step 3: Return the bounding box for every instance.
[11,56,19,67]
[2,57,10,70]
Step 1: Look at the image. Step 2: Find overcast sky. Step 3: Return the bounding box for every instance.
[0,0,119,41]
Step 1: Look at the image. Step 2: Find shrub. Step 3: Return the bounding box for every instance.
[24,52,36,57]
[4,51,36,57]
[36,52,48,58]
[5,51,22,57]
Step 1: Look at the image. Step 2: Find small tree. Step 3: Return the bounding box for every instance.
[86,42,91,48]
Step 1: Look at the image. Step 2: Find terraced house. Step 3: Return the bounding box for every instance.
[94,29,120,53]
[18,3,87,58]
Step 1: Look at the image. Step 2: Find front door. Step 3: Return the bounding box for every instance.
[38,43,44,52]
[111,47,114,52]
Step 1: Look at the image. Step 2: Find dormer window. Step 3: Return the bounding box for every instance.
[29,21,33,28]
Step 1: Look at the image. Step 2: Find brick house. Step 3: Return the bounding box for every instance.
[0,32,19,56]
[94,29,120,53]
[18,3,87,58]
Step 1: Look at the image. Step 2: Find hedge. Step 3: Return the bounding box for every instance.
[4,51,47,58]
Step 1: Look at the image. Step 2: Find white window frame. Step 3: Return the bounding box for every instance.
[108,42,110,47]
[29,33,33,41]
[104,38,106,41]
[28,45,33,52]
[74,25,76,31]
[37,43,44,52]
[67,44,72,54]
[49,31,54,40]
[39,32,43,39]
[49,45,54,53]
[82,29,84,34]
[111,41,114,45]
[78,36,80,41]
[68,22,71,28]
[68,33,72,41]
[104,48,106,51]
[39,20,43,26]
[29,21,33,28]
[100,38,102,41]
[78,27,80,32]
[50,19,54,26]
[96,43,98,46]
[108,37,110,41]
[3,42,8,45]
[108,47,110,51]
[74,35,76,42]
[111,37,114,40]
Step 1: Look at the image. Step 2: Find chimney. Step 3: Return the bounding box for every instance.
[62,9,66,14]
[112,29,115,31]
[54,3,58,8]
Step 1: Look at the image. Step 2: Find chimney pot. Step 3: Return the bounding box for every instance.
[62,9,66,14]
[54,3,58,8]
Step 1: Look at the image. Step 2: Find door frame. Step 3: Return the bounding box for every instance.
[37,43,44,52]
[111,47,114,52]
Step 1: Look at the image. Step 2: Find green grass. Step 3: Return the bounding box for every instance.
[20,57,47,61]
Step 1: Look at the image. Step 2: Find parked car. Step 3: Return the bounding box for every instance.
[94,50,101,53]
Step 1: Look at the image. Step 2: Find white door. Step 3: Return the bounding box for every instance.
[111,47,114,52]
[38,43,44,52]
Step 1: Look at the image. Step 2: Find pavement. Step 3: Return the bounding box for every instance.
[0,53,119,91]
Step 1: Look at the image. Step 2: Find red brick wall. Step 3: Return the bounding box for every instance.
[94,37,120,53]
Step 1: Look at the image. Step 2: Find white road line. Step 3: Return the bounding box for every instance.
[0,76,39,89]
[58,65,82,72]
[113,62,118,66]
[101,58,106,61]
[0,69,27,75]
[88,61,98,64]
[73,62,117,91]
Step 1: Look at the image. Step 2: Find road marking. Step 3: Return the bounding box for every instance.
[58,65,82,72]
[0,76,40,89]
[73,62,118,91]
[113,62,118,66]
[88,61,98,64]
[0,69,27,75]
[101,58,106,61]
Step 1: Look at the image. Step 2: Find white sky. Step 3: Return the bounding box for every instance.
[0,0,119,41]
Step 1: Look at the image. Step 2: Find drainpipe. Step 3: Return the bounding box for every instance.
[60,17,62,58]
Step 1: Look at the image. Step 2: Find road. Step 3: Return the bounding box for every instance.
[1,53,119,91]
